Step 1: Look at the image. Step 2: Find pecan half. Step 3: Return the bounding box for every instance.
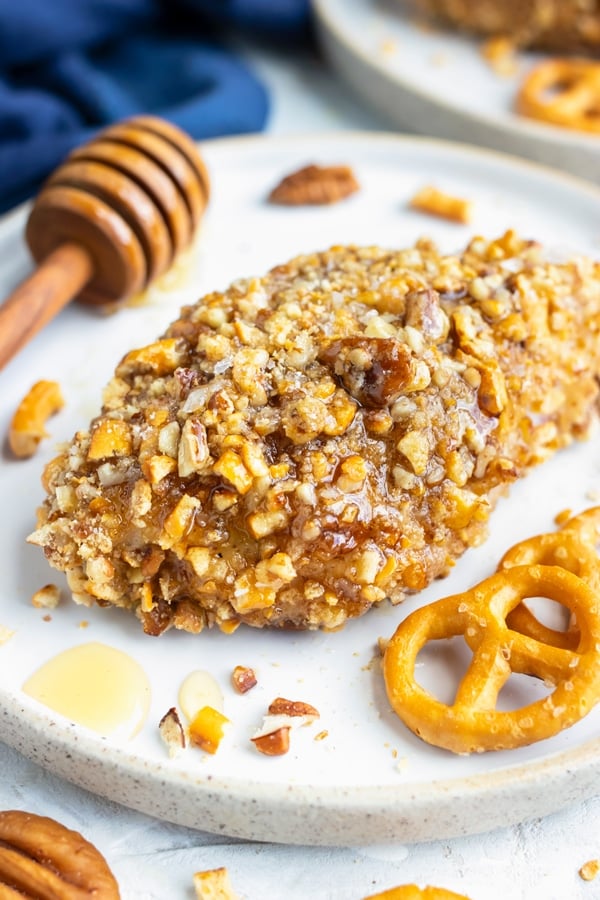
[268,164,359,205]
[0,809,120,898]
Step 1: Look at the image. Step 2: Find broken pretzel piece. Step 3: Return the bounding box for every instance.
[189,706,230,754]
[268,164,359,205]
[8,380,64,458]
[409,186,473,224]
[0,809,120,899]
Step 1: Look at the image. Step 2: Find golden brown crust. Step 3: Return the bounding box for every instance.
[0,810,120,899]
[420,0,600,52]
[29,231,600,633]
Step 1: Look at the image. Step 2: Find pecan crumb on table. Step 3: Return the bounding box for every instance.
[29,231,600,634]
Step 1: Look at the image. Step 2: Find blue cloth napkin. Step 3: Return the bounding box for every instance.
[0,0,310,213]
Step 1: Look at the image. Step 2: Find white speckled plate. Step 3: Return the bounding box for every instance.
[2,133,600,846]
[313,0,600,180]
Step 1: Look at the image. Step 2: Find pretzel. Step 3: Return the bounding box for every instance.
[364,886,470,900]
[0,809,120,898]
[383,564,600,753]
[517,59,600,133]
[499,508,600,648]
[560,506,600,547]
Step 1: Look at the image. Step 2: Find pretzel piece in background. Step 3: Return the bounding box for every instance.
[517,59,600,132]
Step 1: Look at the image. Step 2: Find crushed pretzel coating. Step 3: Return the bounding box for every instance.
[8,380,64,458]
[419,0,600,52]
[158,707,186,756]
[193,867,239,900]
[29,233,600,633]
[410,186,473,224]
[31,583,60,609]
[231,665,257,694]
[269,164,359,205]
[579,859,600,882]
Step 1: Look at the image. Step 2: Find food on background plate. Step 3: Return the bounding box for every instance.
[8,379,63,459]
[517,58,600,133]
[0,809,120,899]
[409,186,473,224]
[29,231,600,633]
[418,0,600,52]
[383,510,600,753]
[268,163,360,205]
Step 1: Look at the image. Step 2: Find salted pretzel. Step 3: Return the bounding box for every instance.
[383,564,600,754]
[517,59,600,133]
[560,506,600,547]
[0,809,120,898]
[364,886,470,899]
[499,508,600,648]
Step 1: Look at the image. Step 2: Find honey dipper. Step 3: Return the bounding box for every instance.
[0,115,210,371]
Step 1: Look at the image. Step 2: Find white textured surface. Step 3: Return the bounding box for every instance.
[1,39,600,900]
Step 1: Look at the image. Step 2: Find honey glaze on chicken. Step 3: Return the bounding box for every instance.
[30,232,600,634]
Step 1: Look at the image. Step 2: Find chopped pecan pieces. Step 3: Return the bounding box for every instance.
[231,665,257,694]
[268,163,359,205]
[268,697,320,721]
[159,707,186,757]
[251,725,291,756]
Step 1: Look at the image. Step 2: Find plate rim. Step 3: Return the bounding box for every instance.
[3,129,600,844]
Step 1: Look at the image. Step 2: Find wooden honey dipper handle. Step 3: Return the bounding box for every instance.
[0,243,93,370]
[0,115,210,372]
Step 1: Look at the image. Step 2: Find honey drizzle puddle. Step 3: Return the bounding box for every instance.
[22,642,151,739]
